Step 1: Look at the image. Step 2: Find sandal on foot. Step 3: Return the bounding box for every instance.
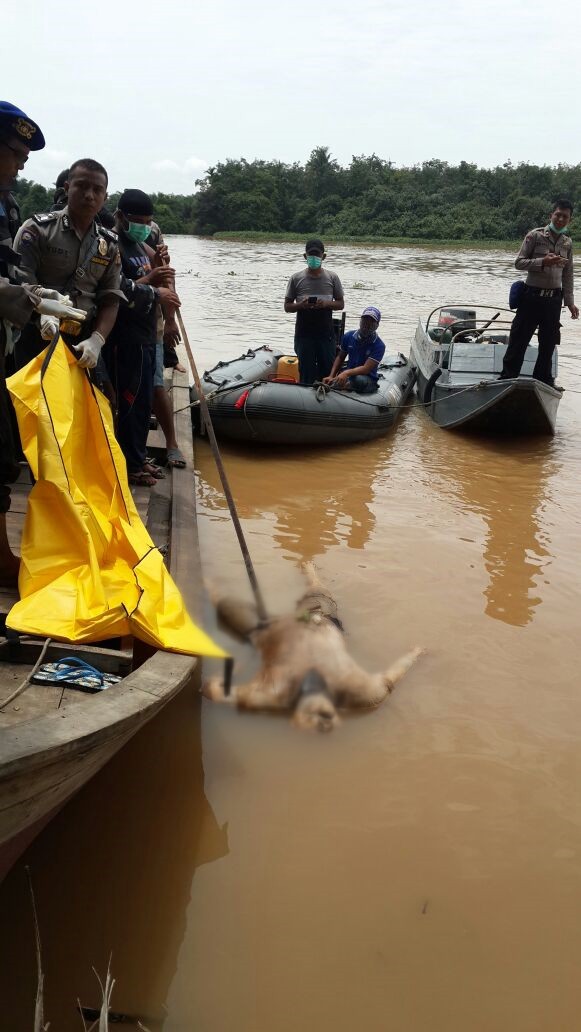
[142,461,165,479]
[166,447,186,469]
[128,470,157,487]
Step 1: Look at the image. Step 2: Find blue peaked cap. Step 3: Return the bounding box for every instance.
[361,306,381,324]
[0,101,45,150]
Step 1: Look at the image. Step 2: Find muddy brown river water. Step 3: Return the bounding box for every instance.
[1,239,581,1031]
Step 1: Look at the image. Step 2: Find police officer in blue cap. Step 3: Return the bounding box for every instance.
[0,102,46,280]
[0,102,85,585]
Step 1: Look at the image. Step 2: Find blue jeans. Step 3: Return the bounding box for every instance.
[349,374,378,394]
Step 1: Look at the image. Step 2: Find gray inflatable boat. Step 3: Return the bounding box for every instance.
[192,346,416,445]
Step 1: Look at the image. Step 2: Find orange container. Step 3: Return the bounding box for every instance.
[276,355,300,382]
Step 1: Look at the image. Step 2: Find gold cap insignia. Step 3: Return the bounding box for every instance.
[13,118,36,141]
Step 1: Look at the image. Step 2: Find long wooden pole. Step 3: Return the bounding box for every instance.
[175,309,269,627]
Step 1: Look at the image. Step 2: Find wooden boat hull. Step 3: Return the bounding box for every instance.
[0,365,201,880]
[0,649,195,881]
[410,313,562,435]
[196,346,416,445]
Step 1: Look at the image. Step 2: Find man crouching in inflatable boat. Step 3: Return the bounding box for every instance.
[323,305,385,394]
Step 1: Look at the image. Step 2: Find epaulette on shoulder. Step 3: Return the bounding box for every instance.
[98,226,118,244]
[31,212,58,225]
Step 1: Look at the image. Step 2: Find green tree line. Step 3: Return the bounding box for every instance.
[12,147,581,240]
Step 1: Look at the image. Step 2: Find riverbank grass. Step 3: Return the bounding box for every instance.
[213,231,517,251]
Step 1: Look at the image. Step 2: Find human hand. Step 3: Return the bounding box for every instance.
[543,254,566,267]
[322,375,334,384]
[40,314,59,340]
[72,330,105,369]
[139,266,176,287]
[569,304,579,319]
[152,243,170,268]
[36,297,87,321]
[33,287,73,304]
[157,287,181,307]
[334,372,350,388]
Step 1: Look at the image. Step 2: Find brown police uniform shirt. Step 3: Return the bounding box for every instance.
[515,225,574,306]
[13,206,125,322]
[0,278,38,328]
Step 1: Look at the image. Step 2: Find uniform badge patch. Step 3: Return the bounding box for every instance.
[19,228,38,247]
[98,237,108,257]
[32,212,57,225]
[14,118,36,141]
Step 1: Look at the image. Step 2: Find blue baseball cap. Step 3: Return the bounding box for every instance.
[0,101,45,150]
[362,306,381,324]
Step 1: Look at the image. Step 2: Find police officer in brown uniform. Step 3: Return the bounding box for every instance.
[0,102,86,585]
[500,198,579,386]
[13,158,124,372]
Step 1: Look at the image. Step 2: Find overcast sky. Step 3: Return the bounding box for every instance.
[6,0,577,195]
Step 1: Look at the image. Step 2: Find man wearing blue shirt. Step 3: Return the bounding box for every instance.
[323,306,385,393]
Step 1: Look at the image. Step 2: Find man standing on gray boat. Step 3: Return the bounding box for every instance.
[284,238,344,385]
[500,199,579,387]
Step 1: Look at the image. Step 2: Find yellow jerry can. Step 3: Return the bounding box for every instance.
[275,355,300,382]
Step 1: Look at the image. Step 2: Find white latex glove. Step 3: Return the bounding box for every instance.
[40,313,59,340]
[36,297,87,321]
[33,287,73,304]
[72,330,105,370]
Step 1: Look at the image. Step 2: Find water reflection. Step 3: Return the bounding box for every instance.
[433,433,557,626]
[195,437,395,561]
[0,688,227,1031]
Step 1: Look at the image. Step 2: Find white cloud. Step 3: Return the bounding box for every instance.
[152,157,206,173]
[25,148,74,188]
[6,0,581,192]
[146,157,208,193]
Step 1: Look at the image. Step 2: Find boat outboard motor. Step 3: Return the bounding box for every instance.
[438,308,476,332]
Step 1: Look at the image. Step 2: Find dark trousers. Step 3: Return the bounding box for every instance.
[14,322,43,370]
[350,374,379,394]
[294,334,336,385]
[0,334,20,514]
[502,290,562,383]
[104,338,154,476]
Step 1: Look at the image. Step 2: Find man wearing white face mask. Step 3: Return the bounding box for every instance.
[284,238,344,385]
[102,189,181,487]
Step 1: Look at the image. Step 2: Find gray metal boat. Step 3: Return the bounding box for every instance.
[193,345,416,445]
[409,304,562,435]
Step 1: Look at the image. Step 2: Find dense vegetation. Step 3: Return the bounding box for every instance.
[13,148,581,241]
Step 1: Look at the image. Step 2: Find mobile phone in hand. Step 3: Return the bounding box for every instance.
[308,296,318,304]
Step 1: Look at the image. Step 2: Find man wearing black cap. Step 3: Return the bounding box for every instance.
[0,102,86,584]
[284,238,344,385]
[13,158,125,370]
[104,189,180,486]
[50,168,70,212]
